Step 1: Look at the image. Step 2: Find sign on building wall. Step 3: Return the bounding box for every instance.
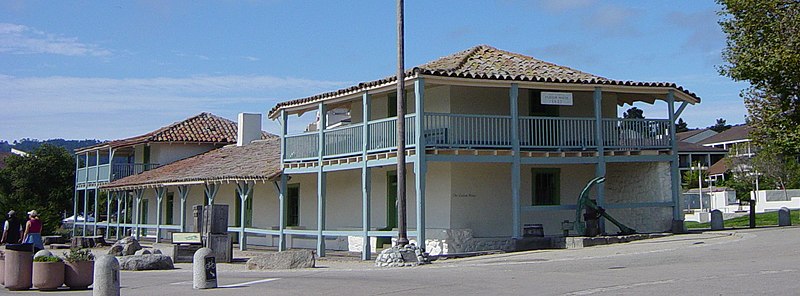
[541,92,573,106]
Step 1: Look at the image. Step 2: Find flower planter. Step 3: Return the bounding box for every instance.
[33,261,64,290]
[64,261,94,289]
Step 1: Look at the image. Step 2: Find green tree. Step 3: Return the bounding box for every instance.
[0,144,74,234]
[709,118,732,133]
[682,162,709,190]
[622,107,645,119]
[676,118,690,133]
[718,0,800,153]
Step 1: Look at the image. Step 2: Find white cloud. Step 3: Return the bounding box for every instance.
[0,23,111,56]
[0,74,349,140]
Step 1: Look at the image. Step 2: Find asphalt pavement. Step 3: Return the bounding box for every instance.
[5,226,800,295]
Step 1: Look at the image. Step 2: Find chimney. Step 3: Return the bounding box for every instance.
[237,113,262,146]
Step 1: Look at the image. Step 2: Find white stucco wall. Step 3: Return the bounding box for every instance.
[604,162,674,233]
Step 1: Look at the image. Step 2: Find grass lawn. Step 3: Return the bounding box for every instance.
[685,210,800,229]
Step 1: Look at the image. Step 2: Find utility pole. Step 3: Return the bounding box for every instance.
[395,0,409,247]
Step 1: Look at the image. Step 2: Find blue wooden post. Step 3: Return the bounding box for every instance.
[414,78,427,248]
[106,191,112,239]
[593,87,606,233]
[317,102,327,257]
[236,182,253,251]
[115,191,122,240]
[177,185,189,233]
[279,109,288,251]
[155,187,165,243]
[510,83,521,239]
[361,92,372,260]
[133,188,144,239]
[83,152,89,235]
[667,90,684,231]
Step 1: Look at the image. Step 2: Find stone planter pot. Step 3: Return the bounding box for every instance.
[33,261,65,290]
[64,261,94,289]
[0,258,5,285]
[4,249,33,290]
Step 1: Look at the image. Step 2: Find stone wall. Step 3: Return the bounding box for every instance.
[604,162,673,233]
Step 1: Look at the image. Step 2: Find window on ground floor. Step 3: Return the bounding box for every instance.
[532,168,560,206]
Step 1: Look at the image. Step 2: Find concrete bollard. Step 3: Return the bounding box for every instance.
[93,255,120,296]
[193,247,217,289]
[710,209,724,230]
[778,207,792,226]
[4,246,34,290]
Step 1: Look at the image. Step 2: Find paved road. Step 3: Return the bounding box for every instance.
[8,226,800,295]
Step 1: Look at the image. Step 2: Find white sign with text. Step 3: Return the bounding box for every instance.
[541,92,573,106]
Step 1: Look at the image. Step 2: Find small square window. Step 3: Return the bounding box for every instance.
[532,168,560,205]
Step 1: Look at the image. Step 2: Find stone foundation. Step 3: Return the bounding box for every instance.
[375,244,430,267]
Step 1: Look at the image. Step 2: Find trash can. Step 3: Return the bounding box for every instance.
[4,243,34,290]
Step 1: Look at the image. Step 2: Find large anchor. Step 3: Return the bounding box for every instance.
[573,176,636,236]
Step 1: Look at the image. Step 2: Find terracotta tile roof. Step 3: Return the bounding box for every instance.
[100,137,281,190]
[76,112,274,153]
[698,125,752,145]
[268,45,701,118]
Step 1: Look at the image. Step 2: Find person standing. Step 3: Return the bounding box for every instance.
[1,210,22,244]
[22,210,44,250]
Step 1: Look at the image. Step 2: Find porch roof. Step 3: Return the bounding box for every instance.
[268,45,701,119]
[75,112,272,154]
[99,137,281,191]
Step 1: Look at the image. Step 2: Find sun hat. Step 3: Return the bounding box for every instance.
[27,210,38,217]
[7,210,14,215]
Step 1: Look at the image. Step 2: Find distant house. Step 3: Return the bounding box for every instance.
[677,128,717,144]
[697,125,754,180]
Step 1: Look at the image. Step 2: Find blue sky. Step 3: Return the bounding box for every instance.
[0,0,747,141]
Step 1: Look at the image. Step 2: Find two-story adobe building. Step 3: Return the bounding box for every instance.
[268,45,700,257]
[72,112,246,236]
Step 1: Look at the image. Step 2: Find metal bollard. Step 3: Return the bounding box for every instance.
[779,207,792,226]
[710,209,724,230]
[93,255,120,296]
[193,247,217,289]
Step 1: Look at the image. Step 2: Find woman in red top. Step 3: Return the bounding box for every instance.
[23,210,44,250]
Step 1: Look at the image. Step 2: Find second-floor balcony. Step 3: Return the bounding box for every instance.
[76,163,160,185]
[284,113,672,162]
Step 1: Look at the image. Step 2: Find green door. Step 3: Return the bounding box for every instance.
[386,171,398,229]
[165,192,174,225]
[140,199,149,236]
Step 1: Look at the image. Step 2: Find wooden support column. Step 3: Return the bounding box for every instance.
[133,188,144,239]
[279,109,288,252]
[155,187,166,243]
[414,78,427,248]
[204,183,219,205]
[177,185,190,233]
[593,87,607,233]
[361,92,372,260]
[115,192,122,240]
[668,90,684,232]
[236,181,254,251]
[317,102,327,257]
[106,191,112,239]
[510,83,522,239]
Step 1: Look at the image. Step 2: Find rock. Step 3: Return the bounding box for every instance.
[246,250,315,270]
[33,249,53,258]
[779,207,792,226]
[710,210,724,230]
[134,249,152,256]
[108,237,142,256]
[375,244,431,267]
[118,254,174,271]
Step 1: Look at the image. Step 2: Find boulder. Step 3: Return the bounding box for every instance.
[108,237,142,256]
[118,254,174,271]
[134,249,152,256]
[246,250,315,270]
[33,249,53,258]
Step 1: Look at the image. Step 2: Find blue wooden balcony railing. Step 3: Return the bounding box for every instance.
[283,113,673,162]
[76,163,160,185]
